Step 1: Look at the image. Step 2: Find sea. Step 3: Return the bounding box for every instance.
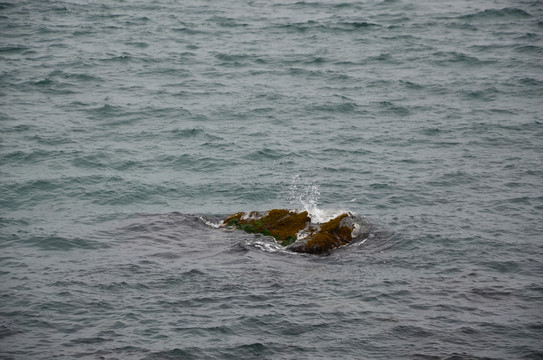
[1,0,542,359]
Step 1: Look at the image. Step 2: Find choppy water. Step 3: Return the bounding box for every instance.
[1,0,543,359]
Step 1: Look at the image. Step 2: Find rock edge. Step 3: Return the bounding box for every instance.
[222,209,369,254]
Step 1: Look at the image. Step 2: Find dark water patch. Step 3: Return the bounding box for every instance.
[0,45,29,54]
[276,20,319,33]
[47,69,102,83]
[116,213,210,239]
[123,16,152,26]
[432,51,491,66]
[98,280,151,292]
[170,127,222,141]
[376,101,410,116]
[214,342,301,360]
[392,325,435,339]
[367,52,394,62]
[458,86,500,101]
[426,171,479,187]
[519,77,543,87]
[1,149,53,165]
[479,260,523,274]
[441,353,498,360]
[242,148,299,162]
[470,287,513,301]
[72,152,114,170]
[0,217,30,232]
[2,174,150,209]
[332,2,358,9]
[307,56,326,65]
[68,335,113,346]
[1,178,68,210]
[80,181,175,206]
[172,26,204,35]
[99,54,141,63]
[215,52,253,64]
[25,235,108,251]
[71,28,97,37]
[400,80,425,90]
[346,21,380,29]
[280,20,382,33]
[420,127,448,136]
[444,22,480,32]
[138,65,195,78]
[157,153,236,173]
[0,2,15,10]
[313,100,360,113]
[142,347,207,360]
[72,346,149,360]
[209,15,249,28]
[513,44,543,54]
[0,322,23,339]
[287,66,329,78]
[29,133,77,147]
[458,8,532,20]
[84,103,130,121]
[20,77,77,95]
[384,16,412,27]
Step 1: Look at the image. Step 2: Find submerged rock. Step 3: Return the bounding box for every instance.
[222,209,369,254]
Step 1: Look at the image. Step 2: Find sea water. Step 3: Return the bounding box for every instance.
[1,0,542,359]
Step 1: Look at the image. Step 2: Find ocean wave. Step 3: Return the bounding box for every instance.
[431,51,493,66]
[273,19,381,34]
[24,234,109,251]
[458,7,532,20]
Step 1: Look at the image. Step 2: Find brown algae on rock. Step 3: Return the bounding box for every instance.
[223,209,310,246]
[222,209,369,254]
[289,213,352,254]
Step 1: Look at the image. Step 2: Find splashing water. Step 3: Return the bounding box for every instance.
[287,174,348,224]
[287,174,320,211]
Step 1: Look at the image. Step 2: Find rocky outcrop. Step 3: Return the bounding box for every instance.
[222,209,369,254]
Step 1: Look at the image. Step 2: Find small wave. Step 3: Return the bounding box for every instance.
[85,103,126,118]
[0,45,29,53]
[431,51,490,66]
[514,44,543,54]
[347,21,380,28]
[242,148,297,161]
[273,19,380,34]
[199,216,222,229]
[459,7,532,20]
[0,2,15,10]
[171,127,206,138]
[172,27,203,35]
[20,77,77,95]
[47,69,102,82]
[25,235,108,251]
[376,101,410,116]
[209,16,249,28]
[313,101,360,113]
[215,52,252,62]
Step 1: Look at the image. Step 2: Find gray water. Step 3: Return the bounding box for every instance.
[1,0,542,359]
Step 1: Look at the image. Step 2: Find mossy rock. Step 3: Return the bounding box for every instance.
[222,209,369,254]
[282,235,297,247]
[223,209,309,244]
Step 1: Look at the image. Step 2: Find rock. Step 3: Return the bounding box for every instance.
[222,209,369,254]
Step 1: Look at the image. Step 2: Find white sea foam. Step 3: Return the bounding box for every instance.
[306,207,349,224]
[199,216,222,229]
